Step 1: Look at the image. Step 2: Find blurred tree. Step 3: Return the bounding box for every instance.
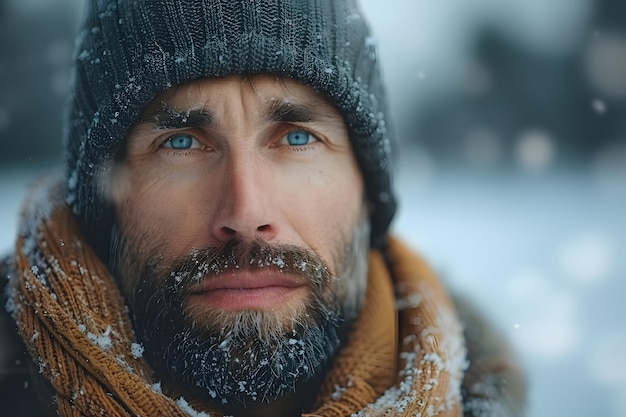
[407,3,626,171]
[0,2,77,166]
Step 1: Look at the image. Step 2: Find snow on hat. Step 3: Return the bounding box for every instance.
[64,0,396,251]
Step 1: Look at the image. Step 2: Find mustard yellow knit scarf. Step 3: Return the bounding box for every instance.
[9,182,466,416]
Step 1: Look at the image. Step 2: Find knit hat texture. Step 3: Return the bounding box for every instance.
[64,0,396,249]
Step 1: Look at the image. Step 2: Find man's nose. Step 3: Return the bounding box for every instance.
[211,155,278,243]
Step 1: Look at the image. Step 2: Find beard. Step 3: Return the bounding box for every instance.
[109,213,370,410]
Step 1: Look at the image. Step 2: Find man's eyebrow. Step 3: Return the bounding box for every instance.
[139,104,215,130]
[264,99,331,124]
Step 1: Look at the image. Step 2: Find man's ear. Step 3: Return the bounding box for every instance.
[101,160,129,207]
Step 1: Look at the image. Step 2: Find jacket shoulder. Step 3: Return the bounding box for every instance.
[0,255,54,417]
[453,294,527,417]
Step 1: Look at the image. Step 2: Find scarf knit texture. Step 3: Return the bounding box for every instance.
[8,181,467,417]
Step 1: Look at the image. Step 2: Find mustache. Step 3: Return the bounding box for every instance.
[153,238,333,297]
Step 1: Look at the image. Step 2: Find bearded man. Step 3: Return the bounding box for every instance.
[0,1,525,416]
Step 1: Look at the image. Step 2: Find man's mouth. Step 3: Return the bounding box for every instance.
[187,271,309,311]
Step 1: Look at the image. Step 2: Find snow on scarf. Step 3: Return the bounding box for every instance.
[8,178,467,416]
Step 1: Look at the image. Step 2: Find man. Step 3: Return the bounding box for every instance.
[0,1,525,416]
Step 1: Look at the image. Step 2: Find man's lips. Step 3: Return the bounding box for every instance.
[187,271,309,311]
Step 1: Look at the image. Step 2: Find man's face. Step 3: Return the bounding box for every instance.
[108,75,369,407]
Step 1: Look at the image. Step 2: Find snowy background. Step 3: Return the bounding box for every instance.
[1,1,626,416]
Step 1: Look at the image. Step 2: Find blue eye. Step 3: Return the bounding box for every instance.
[161,134,199,150]
[286,130,314,146]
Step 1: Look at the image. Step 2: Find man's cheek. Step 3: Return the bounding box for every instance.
[115,183,174,238]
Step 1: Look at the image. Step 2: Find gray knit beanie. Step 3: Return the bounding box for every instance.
[64,0,396,252]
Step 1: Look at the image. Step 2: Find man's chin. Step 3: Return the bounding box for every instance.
[141,302,344,409]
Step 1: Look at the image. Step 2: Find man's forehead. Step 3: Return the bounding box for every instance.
[145,74,334,113]
[137,74,344,127]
